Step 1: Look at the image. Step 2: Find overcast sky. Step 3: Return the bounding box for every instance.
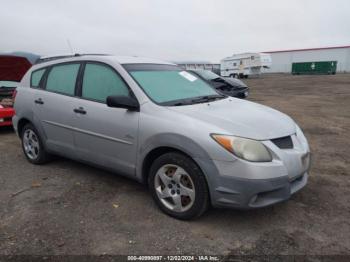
[1,0,349,62]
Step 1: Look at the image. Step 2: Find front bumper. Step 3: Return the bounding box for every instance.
[0,108,14,127]
[210,171,308,209]
[198,132,310,209]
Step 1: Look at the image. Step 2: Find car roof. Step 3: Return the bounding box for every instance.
[113,55,175,65]
[32,54,175,69]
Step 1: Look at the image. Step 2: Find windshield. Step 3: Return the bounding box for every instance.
[192,70,220,80]
[0,81,18,88]
[124,64,220,105]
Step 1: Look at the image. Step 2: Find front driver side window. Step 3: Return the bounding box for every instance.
[82,63,130,103]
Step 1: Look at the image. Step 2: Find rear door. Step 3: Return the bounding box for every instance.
[72,62,139,177]
[32,63,81,157]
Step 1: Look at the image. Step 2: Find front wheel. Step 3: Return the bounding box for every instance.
[148,152,209,220]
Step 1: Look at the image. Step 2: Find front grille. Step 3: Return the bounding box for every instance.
[271,136,293,149]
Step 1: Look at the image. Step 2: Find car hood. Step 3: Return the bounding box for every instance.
[168,98,296,140]
[210,81,245,91]
[223,77,248,88]
[210,78,247,91]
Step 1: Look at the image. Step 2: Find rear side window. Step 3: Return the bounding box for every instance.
[82,63,129,102]
[31,68,46,88]
[46,63,80,95]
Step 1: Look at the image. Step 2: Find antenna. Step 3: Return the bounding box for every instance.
[66,39,74,54]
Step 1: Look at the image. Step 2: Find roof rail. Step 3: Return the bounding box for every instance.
[35,53,110,64]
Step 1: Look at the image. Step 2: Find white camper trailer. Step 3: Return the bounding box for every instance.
[220,53,272,78]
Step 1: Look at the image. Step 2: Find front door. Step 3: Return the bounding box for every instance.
[72,62,139,177]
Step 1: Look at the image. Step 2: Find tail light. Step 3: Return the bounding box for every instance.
[12,89,17,100]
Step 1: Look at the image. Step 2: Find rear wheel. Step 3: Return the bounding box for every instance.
[148,152,209,220]
[21,123,50,164]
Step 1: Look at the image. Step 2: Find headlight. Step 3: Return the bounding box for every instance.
[211,134,272,162]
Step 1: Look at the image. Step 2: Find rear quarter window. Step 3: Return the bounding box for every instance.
[31,68,46,88]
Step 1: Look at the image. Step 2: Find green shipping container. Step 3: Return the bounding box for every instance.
[292,61,337,75]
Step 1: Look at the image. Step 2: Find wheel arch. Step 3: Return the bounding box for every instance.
[16,115,47,148]
[138,133,215,185]
[141,146,194,184]
[17,118,32,136]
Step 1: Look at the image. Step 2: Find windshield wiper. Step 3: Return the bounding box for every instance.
[163,100,192,106]
[191,94,226,104]
[162,94,226,107]
[173,102,186,106]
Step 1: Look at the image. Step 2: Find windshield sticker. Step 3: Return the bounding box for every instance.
[179,71,197,82]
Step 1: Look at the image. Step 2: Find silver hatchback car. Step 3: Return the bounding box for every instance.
[13,54,310,219]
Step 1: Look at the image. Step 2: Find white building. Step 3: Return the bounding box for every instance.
[175,61,220,74]
[264,45,350,73]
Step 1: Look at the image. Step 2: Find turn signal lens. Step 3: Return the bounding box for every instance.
[12,89,17,100]
[211,135,234,153]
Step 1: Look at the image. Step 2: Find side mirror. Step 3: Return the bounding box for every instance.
[106,96,140,111]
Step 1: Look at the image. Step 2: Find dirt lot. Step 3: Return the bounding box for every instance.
[0,74,349,256]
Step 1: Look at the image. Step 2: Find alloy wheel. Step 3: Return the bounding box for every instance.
[23,129,40,160]
[154,164,195,212]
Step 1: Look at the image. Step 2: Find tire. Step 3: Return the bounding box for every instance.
[21,123,51,164]
[148,152,209,220]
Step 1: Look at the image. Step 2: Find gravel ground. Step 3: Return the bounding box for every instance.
[0,74,349,256]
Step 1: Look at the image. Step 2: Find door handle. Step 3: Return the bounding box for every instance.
[73,107,87,115]
[34,99,44,105]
